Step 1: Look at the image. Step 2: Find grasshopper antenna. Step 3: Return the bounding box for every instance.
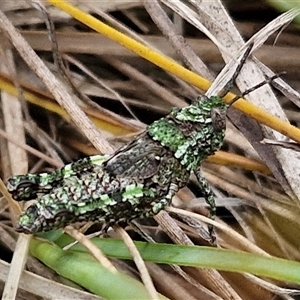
[218,42,254,98]
[228,72,286,106]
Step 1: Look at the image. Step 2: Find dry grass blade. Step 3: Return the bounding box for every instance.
[2,234,30,300]
[114,225,159,300]
[143,0,214,80]
[0,72,141,137]
[64,225,117,273]
[0,128,62,168]
[105,56,187,108]
[206,8,300,95]
[244,273,299,299]
[0,44,30,300]
[147,263,218,300]
[166,207,269,256]
[161,0,227,53]
[0,9,114,154]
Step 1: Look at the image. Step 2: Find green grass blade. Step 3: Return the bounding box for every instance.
[29,238,168,300]
[63,237,300,284]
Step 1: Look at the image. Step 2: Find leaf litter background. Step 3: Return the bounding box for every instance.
[1,0,300,299]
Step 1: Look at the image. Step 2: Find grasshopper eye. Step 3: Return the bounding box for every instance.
[25,204,39,217]
[211,107,226,131]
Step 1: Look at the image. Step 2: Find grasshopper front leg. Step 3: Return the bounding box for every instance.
[194,169,216,241]
[150,182,179,216]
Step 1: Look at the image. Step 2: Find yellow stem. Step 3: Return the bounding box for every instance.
[46,0,300,144]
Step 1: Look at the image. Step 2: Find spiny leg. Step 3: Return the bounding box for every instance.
[153,182,179,214]
[143,182,179,218]
[194,169,216,242]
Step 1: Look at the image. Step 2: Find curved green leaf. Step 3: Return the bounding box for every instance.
[266,1,300,25]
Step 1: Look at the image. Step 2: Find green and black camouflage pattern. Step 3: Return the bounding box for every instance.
[7,95,227,234]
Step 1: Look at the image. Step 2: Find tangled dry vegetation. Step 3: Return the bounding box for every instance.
[1,1,300,299]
